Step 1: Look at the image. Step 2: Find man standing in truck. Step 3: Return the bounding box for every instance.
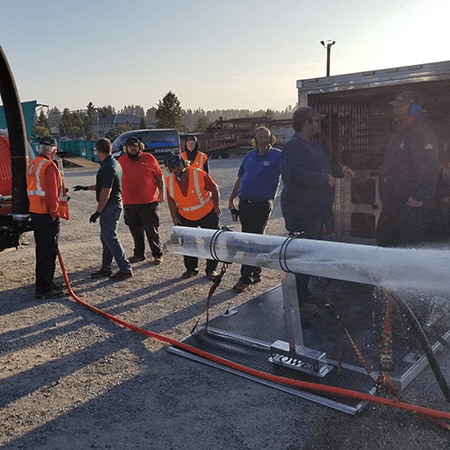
[376,91,440,247]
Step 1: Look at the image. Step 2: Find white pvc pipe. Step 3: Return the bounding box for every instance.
[165,226,450,295]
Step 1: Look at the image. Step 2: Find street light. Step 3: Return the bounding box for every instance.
[320,40,335,77]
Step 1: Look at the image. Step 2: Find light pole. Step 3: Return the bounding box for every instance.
[320,40,335,77]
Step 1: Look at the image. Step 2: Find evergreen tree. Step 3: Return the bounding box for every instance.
[139,116,148,129]
[194,115,211,132]
[146,107,156,122]
[154,91,185,130]
[33,110,50,137]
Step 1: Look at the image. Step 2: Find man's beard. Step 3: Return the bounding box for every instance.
[128,152,140,161]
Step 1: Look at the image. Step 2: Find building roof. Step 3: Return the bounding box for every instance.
[98,114,141,125]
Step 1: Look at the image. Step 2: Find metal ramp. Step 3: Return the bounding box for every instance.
[168,279,450,415]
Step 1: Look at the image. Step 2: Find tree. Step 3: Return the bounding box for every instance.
[120,105,145,117]
[105,121,133,142]
[154,91,185,130]
[139,117,148,129]
[47,107,61,128]
[146,107,156,122]
[194,115,211,132]
[33,110,50,137]
[98,105,115,118]
[86,102,96,121]
[264,109,275,120]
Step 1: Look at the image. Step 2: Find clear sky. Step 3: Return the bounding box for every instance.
[1,0,449,113]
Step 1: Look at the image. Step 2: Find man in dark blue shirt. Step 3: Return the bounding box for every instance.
[281,107,353,316]
[228,126,282,292]
[74,138,132,280]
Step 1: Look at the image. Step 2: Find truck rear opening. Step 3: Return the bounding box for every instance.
[297,61,450,242]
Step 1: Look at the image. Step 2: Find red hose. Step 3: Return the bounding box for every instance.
[57,251,450,423]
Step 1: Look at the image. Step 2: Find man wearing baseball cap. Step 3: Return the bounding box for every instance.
[376,91,440,247]
[281,107,353,316]
[27,136,69,298]
[165,152,221,280]
[118,136,165,265]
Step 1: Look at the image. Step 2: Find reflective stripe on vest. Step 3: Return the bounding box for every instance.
[182,151,207,170]
[27,158,68,202]
[167,168,213,219]
[27,158,48,197]
[27,156,69,216]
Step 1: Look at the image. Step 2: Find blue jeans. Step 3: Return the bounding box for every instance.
[100,203,131,273]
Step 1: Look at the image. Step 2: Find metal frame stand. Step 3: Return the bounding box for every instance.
[268,272,332,377]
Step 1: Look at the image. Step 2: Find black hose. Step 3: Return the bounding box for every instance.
[390,292,450,405]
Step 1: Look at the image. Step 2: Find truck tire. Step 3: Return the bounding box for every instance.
[210,151,220,159]
[220,151,230,159]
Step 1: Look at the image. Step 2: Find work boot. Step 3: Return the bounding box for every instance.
[110,271,133,281]
[153,255,163,265]
[251,273,261,284]
[233,280,250,293]
[299,302,320,317]
[35,288,64,299]
[90,269,113,279]
[129,255,146,263]
[182,269,199,279]
[206,270,218,281]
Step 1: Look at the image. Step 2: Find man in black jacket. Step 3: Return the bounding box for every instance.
[377,91,440,247]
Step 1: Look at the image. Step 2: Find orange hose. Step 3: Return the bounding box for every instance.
[57,251,450,423]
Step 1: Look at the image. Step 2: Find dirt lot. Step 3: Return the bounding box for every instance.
[1,154,450,449]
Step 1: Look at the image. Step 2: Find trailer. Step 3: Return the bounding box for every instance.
[297,60,450,242]
[184,116,293,159]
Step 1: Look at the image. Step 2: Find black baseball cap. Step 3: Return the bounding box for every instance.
[165,153,184,169]
[293,107,325,123]
[125,136,142,147]
[39,136,57,147]
[389,91,421,107]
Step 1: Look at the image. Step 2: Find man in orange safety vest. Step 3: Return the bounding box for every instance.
[26,136,69,299]
[165,153,221,280]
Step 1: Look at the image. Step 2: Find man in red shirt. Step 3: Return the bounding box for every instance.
[165,153,221,279]
[118,136,165,264]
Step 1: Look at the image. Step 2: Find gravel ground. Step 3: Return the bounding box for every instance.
[1,154,450,449]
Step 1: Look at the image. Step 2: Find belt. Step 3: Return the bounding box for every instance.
[241,198,271,204]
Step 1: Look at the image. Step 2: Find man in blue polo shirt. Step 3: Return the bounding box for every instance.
[228,126,282,292]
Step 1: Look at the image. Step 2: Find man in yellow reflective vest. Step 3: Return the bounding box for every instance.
[26,136,69,299]
[165,153,221,279]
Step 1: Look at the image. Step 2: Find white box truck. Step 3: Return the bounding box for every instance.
[296,60,450,242]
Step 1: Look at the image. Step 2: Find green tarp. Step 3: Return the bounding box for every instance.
[0,100,37,138]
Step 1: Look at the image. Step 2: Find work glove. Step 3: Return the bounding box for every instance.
[89,211,100,223]
[74,185,89,191]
